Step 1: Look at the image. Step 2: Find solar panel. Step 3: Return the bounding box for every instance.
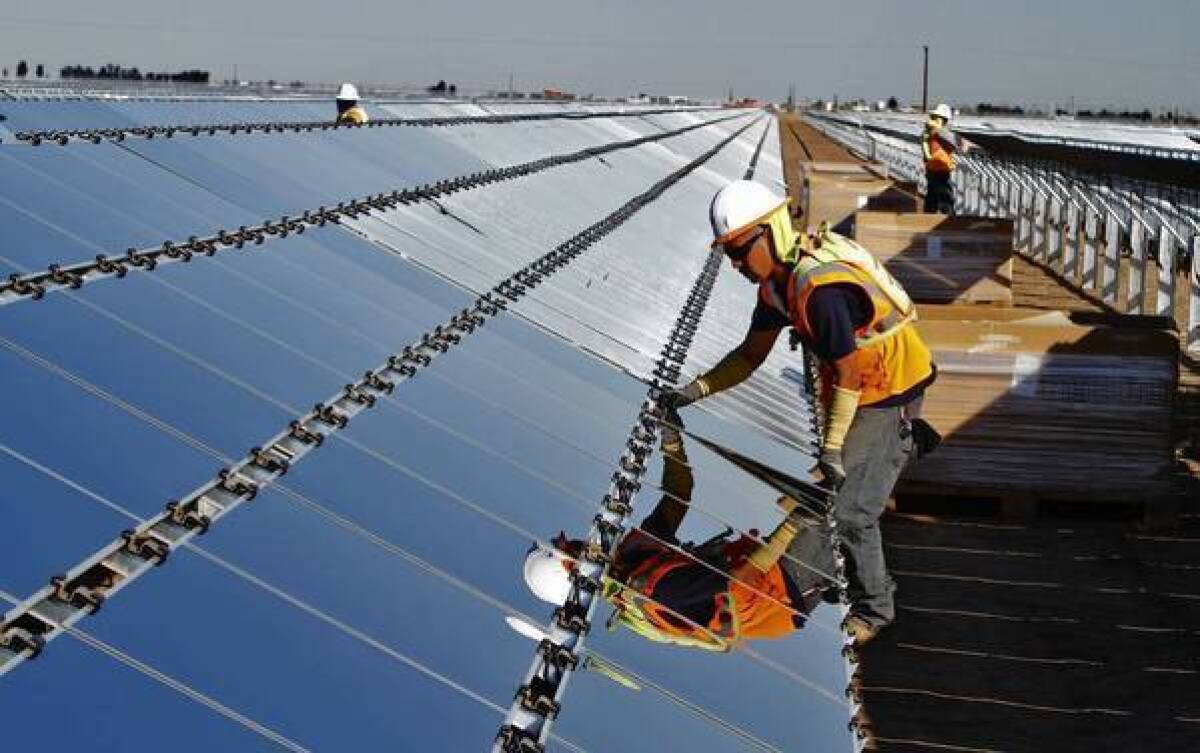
[0,631,300,752]
[77,539,518,751]
[0,100,857,752]
[0,446,153,595]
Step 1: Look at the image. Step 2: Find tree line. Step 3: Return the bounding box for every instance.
[3,61,47,78]
[59,64,210,83]
[3,61,210,83]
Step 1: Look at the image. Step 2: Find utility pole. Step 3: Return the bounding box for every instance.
[508,72,514,98]
[921,45,929,113]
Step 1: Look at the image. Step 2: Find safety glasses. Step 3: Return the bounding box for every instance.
[722,225,767,261]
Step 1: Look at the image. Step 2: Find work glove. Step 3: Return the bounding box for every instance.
[818,446,847,491]
[662,380,705,410]
[911,418,942,459]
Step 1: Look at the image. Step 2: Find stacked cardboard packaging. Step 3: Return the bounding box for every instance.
[849,210,1179,508]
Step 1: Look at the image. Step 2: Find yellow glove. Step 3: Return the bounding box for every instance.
[745,516,800,574]
[822,386,860,452]
[819,386,860,490]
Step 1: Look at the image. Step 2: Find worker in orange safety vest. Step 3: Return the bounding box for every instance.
[921,103,967,214]
[663,180,941,643]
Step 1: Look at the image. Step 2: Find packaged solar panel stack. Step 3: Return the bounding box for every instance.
[899,306,1179,508]
[853,211,1014,305]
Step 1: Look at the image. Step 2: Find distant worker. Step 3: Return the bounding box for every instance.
[524,417,835,651]
[664,180,941,643]
[921,103,967,214]
[335,82,368,125]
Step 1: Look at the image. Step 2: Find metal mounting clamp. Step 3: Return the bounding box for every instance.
[495,725,544,753]
[120,529,170,565]
[517,675,562,719]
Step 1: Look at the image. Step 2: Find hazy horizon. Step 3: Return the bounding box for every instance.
[2,1,1197,111]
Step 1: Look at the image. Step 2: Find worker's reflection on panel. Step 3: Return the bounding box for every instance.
[524,416,837,652]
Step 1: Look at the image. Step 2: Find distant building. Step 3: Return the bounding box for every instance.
[726,97,762,109]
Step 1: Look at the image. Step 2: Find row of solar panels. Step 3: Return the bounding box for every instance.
[833,109,1200,157]
[0,98,717,141]
[0,103,854,751]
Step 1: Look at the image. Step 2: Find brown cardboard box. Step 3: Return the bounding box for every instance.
[904,305,1179,501]
[864,185,920,213]
[803,169,891,234]
[855,211,1014,305]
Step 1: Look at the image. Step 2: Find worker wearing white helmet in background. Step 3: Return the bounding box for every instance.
[335,82,368,125]
[921,103,972,213]
[661,180,941,643]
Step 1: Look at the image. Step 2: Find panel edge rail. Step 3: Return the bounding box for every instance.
[0,111,750,307]
[0,117,763,683]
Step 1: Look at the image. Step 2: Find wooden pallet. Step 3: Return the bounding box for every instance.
[892,479,1182,526]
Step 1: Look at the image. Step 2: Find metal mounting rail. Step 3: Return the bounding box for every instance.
[0,112,750,307]
[0,116,762,681]
[743,118,772,180]
[495,115,863,753]
[955,125,1200,164]
[8,106,726,146]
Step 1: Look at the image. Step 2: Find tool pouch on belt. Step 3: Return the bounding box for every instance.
[910,418,941,459]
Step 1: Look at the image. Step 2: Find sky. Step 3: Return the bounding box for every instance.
[1,0,1199,110]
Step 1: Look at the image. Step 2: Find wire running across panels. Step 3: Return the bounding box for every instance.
[0,105,857,751]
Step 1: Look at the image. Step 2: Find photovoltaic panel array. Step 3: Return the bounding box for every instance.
[0,98,859,752]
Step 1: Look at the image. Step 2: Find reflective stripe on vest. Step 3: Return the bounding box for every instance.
[608,589,730,651]
[765,232,935,406]
[790,259,916,349]
[787,233,918,349]
[623,554,739,641]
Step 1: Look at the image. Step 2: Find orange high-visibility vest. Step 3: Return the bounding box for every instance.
[923,123,956,173]
[610,536,797,651]
[760,234,934,406]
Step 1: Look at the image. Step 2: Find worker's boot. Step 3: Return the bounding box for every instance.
[843,613,881,645]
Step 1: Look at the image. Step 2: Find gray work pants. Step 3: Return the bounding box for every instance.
[834,404,915,628]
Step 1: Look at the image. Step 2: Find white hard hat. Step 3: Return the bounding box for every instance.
[932,103,953,120]
[709,180,787,247]
[523,546,573,605]
[337,82,360,101]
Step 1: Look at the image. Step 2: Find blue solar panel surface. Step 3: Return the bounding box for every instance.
[0,100,856,752]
